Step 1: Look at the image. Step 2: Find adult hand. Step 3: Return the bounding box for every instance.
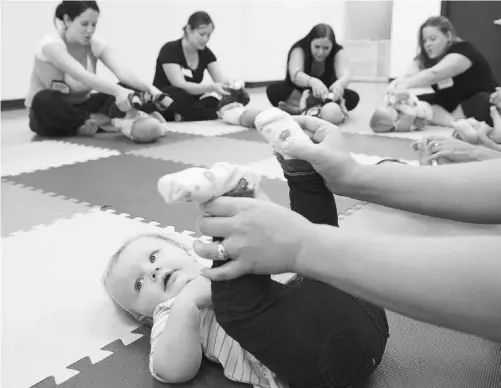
[309,78,329,100]
[194,198,312,281]
[425,135,482,163]
[114,86,133,112]
[329,80,345,101]
[282,115,359,194]
[211,83,231,96]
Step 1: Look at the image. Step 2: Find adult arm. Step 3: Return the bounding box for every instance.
[162,63,213,95]
[43,41,123,96]
[398,53,472,89]
[99,46,160,93]
[331,49,351,89]
[297,224,501,342]
[207,61,231,85]
[288,47,312,88]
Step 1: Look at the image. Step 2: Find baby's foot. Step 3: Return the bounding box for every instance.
[413,137,436,166]
[452,119,479,144]
[254,108,312,159]
[490,106,501,143]
[157,162,261,204]
[77,118,99,136]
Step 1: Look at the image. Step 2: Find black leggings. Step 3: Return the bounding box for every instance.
[266,81,360,111]
[211,158,388,388]
[29,90,117,137]
[159,86,220,122]
[418,91,494,126]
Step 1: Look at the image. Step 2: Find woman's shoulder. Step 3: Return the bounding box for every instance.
[37,33,65,60]
[447,41,479,57]
[161,38,182,50]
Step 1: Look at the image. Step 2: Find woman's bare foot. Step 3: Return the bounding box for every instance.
[77,118,99,136]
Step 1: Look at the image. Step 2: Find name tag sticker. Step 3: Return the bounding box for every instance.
[51,80,70,94]
[437,78,454,90]
[182,68,193,78]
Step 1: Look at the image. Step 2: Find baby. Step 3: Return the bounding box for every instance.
[102,108,388,388]
[297,89,348,125]
[99,91,172,143]
[216,80,252,125]
[452,106,501,145]
[370,91,433,133]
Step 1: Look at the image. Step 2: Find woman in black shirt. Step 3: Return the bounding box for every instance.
[266,24,360,125]
[390,16,498,128]
[153,12,239,122]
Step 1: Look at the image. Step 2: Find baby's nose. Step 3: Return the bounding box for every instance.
[150,268,161,281]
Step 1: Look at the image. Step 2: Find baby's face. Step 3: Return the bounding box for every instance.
[109,236,202,317]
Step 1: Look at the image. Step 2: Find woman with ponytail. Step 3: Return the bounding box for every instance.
[26,1,172,137]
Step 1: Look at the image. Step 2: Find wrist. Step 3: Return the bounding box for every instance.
[306,76,314,87]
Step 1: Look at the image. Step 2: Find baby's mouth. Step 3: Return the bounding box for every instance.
[163,272,173,291]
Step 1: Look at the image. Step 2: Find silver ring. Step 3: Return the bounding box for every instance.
[432,142,439,153]
[217,241,230,261]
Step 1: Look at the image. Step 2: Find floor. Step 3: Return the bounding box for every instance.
[1,84,500,388]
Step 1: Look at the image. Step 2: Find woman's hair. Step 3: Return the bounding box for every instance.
[54,1,99,28]
[415,16,461,69]
[101,232,193,326]
[287,23,340,82]
[184,11,214,34]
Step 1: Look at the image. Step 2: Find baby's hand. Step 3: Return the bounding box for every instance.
[176,276,212,309]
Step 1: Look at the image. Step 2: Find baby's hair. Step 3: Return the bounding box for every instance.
[370,109,395,133]
[101,233,193,325]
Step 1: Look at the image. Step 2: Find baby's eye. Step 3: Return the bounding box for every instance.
[149,252,158,263]
[135,278,144,291]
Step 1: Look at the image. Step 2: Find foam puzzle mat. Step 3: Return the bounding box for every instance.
[2,89,500,388]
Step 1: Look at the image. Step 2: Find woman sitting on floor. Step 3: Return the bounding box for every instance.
[382,16,498,133]
[266,23,360,125]
[152,11,250,122]
[26,1,172,138]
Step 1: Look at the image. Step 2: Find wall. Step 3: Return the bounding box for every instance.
[1,0,345,100]
[389,0,441,78]
[344,0,393,41]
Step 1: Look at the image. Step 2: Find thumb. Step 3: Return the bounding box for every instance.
[200,262,246,281]
[281,136,319,162]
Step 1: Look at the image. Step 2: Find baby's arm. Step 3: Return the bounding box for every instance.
[150,299,203,383]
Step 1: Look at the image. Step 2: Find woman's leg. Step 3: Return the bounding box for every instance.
[343,88,360,111]
[161,86,218,121]
[461,91,494,127]
[211,159,388,388]
[29,89,110,137]
[266,81,297,107]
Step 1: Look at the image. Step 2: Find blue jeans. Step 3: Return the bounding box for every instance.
[211,157,389,388]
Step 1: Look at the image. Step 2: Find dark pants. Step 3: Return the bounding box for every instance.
[211,158,388,388]
[418,91,494,126]
[29,90,116,137]
[159,86,219,122]
[28,84,159,137]
[266,81,360,111]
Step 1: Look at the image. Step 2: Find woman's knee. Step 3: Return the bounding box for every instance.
[31,89,63,112]
[266,82,292,106]
[343,89,360,111]
[319,102,345,125]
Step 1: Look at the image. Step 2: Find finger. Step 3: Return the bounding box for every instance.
[292,115,323,137]
[427,151,451,162]
[201,261,249,281]
[193,239,220,261]
[196,215,233,240]
[200,196,253,217]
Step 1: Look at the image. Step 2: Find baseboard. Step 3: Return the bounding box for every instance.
[1,98,25,111]
[245,80,282,88]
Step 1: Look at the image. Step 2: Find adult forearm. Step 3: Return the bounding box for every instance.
[297,225,501,342]
[180,81,213,95]
[116,69,155,93]
[338,160,501,224]
[403,69,440,88]
[79,72,121,96]
[293,71,314,89]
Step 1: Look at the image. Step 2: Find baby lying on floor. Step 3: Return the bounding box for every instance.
[101,108,388,388]
[370,91,433,133]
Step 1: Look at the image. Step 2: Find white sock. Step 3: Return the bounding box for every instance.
[158,162,261,203]
[254,108,312,159]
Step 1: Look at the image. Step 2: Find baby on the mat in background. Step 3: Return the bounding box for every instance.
[102,108,388,388]
[370,90,433,133]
